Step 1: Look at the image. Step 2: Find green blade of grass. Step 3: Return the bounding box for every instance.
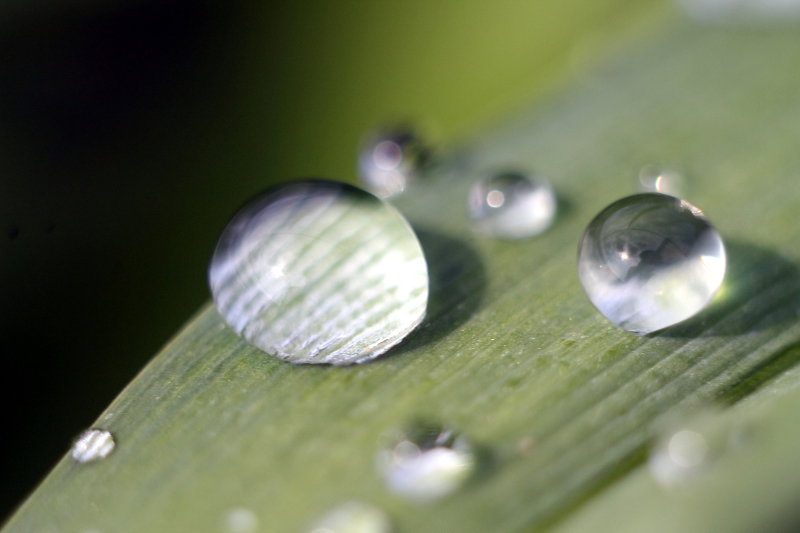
[6,11,800,533]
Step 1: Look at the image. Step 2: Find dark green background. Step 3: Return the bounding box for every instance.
[0,0,658,519]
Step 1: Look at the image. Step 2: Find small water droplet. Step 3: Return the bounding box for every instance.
[71,429,115,463]
[578,193,726,334]
[209,180,429,365]
[223,507,259,533]
[358,127,428,198]
[468,171,556,239]
[310,501,391,533]
[648,410,745,487]
[376,424,475,501]
[638,166,685,197]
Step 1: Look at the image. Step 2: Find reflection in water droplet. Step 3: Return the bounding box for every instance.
[469,171,556,239]
[358,128,428,198]
[71,429,115,463]
[578,193,726,334]
[377,424,475,501]
[677,0,800,22]
[223,507,259,533]
[209,180,429,365]
[638,166,685,197]
[310,501,391,533]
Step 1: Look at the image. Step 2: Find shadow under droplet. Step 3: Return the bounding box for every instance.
[387,228,486,357]
[657,240,800,338]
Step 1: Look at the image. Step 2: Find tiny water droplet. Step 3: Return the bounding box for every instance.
[648,410,744,487]
[578,193,726,334]
[468,171,556,239]
[310,501,391,533]
[223,507,259,533]
[71,429,115,463]
[638,166,685,197]
[376,424,475,501]
[209,180,429,365]
[358,127,428,198]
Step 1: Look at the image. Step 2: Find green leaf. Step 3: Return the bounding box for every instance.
[7,12,800,533]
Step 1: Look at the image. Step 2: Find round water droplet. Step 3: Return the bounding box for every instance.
[358,127,428,198]
[648,409,745,487]
[310,501,391,533]
[376,424,475,501]
[468,171,556,239]
[209,180,428,365]
[638,165,685,197]
[71,429,115,463]
[578,193,726,334]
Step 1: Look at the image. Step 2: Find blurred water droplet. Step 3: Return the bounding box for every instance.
[223,507,259,533]
[377,424,475,501]
[469,171,556,239]
[209,180,428,365]
[71,429,115,463]
[678,0,800,22]
[578,193,726,334]
[358,127,428,198]
[310,501,391,533]
[638,166,685,197]
[649,410,744,487]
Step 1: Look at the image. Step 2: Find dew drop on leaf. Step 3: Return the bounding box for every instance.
[209,180,429,365]
[376,424,475,501]
[468,171,556,239]
[578,193,725,334]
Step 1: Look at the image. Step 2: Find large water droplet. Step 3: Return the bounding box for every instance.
[209,180,428,365]
[376,424,475,501]
[358,128,428,198]
[468,171,556,239]
[578,193,726,334]
[310,501,391,533]
[71,429,115,463]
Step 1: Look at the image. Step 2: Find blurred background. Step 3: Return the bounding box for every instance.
[0,0,662,519]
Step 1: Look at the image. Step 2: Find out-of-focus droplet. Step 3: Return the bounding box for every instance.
[638,166,685,198]
[209,180,429,365]
[376,424,475,501]
[358,127,428,198]
[223,508,259,533]
[71,429,115,463]
[468,171,556,239]
[677,0,800,22]
[578,193,726,334]
[309,501,391,533]
[649,409,745,487]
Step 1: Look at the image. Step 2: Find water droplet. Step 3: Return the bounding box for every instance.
[71,429,115,463]
[468,171,556,239]
[209,180,428,365]
[376,424,475,501]
[578,193,726,334]
[638,166,685,197]
[310,501,391,533]
[223,507,259,533]
[648,409,745,487]
[358,127,428,198]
